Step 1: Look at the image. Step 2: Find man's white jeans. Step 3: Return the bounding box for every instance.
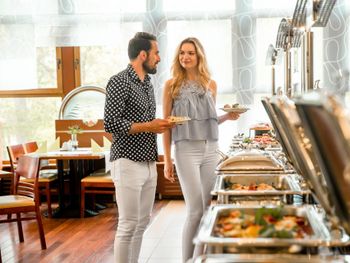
[111,158,157,263]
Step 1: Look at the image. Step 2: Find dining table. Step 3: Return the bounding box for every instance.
[28,148,107,218]
[0,170,14,195]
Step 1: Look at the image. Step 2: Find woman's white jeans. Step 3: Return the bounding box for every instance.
[111,158,157,263]
[174,140,219,263]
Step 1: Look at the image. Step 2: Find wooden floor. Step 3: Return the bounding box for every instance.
[0,200,170,263]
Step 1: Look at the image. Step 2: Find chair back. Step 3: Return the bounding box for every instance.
[14,156,40,200]
[7,144,26,172]
[55,119,112,147]
[23,141,38,154]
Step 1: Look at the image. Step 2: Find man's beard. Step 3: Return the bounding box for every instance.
[143,59,157,74]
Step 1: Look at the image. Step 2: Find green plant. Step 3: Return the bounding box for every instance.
[242,137,252,144]
[68,125,83,135]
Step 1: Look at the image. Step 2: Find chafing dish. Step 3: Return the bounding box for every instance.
[212,174,310,204]
[195,205,350,254]
[216,150,286,174]
[294,93,350,234]
[192,254,350,263]
[268,97,333,218]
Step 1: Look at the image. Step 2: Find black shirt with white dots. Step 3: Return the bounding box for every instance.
[104,64,158,162]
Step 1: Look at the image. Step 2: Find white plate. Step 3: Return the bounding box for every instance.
[168,116,191,125]
[220,107,249,113]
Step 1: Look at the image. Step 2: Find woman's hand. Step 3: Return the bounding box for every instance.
[226,112,240,120]
[164,160,175,183]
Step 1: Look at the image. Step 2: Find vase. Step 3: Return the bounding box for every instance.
[71,133,78,150]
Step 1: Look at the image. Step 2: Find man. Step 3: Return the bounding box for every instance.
[104,32,173,263]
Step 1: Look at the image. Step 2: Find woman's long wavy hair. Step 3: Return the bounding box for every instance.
[170,37,211,98]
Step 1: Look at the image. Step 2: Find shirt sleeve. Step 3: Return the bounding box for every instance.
[104,76,132,136]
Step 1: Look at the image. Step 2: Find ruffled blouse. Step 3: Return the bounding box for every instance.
[171,80,218,142]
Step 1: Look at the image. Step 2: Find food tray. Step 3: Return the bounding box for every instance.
[211,174,309,204]
[195,205,350,252]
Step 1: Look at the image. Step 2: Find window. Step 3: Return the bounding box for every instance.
[252,0,297,10]
[79,22,142,88]
[167,20,232,93]
[0,97,61,158]
[0,24,62,95]
[256,17,284,93]
[163,0,235,12]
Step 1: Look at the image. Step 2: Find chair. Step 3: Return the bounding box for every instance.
[23,141,38,153]
[7,144,58,218]
[80,169,115,218]
[0,155,46,249]
[23,141,58,170]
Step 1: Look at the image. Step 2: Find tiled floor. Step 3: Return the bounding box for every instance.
[140,200,186,263]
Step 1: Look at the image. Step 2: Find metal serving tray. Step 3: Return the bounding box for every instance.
[216,152,285,173]
[195,205,350,253]
[192,254,350,263]
[211,174,309,204]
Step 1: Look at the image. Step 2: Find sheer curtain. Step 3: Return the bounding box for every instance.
[1,0,350,155]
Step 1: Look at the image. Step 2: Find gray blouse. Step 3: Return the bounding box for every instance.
[171,80,218,142]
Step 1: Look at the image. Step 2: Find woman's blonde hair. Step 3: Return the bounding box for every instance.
[170,37,211,98]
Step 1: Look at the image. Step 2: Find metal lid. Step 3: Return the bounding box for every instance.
[267,96,334,220]
[294,92,350,233]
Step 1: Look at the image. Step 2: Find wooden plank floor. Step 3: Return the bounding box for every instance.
[0,200,170,263]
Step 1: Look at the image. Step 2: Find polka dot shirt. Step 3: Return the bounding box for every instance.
[104,64,158,162]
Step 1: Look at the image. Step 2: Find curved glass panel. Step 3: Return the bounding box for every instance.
[60,86,105,120]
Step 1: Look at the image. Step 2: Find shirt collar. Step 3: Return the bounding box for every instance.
[127,64,151,84]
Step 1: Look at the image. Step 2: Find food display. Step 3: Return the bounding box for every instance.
[212,174,307,205]
[253,134,280,150]
[214,207,312,239]
[194,205,344,251]
[227,182,275,191]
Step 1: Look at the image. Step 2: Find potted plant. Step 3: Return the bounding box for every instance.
[68,125,83,150]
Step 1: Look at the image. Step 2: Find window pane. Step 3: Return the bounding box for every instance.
[167,20,232,93]
[252,0,296,10]
[0,24,57,90]
[0,98,61,159]
[163,0,235,12]
[80,22,142,88]
[74,0,145,13]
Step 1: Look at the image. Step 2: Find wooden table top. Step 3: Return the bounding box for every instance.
[27,148,106,160]
[0,170,13,178]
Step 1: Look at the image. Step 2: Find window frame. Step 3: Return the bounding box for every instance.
[0,48,64,98]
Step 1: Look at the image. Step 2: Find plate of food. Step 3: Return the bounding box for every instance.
[220,103,250,113]
[168,116,191,125]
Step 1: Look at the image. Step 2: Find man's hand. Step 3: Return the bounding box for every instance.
[147,118,175,134]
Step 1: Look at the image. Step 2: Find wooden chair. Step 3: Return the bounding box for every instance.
[23,141,38,153]
[23,141,58,170]
[0,155,46,249]
[7,144,58,218]
[80,169,115,218]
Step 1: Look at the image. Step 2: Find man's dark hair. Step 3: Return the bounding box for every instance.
[128,32,157,60]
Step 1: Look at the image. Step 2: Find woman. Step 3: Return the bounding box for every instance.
[162,37,240,262]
